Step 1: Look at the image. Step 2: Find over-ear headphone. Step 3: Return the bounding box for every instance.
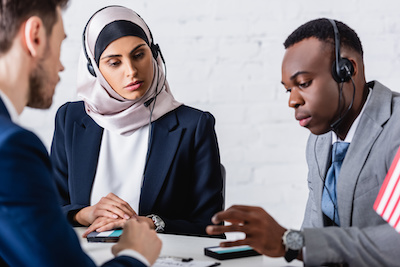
[82,6,109,77]
[82,6,164,77]
[150,43,159,60]
[328,19,354,83]
[82,18,97,76]
[147,29,165,64]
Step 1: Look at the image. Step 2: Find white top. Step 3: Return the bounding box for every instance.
[332,88,372,144]
[0,90,19,123]
[90,125,150,213]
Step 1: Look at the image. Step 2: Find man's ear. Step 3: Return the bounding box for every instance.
[347,57,358,77]
[23,16,46,58]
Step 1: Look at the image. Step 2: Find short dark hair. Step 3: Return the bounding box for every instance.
[284,18,363,58]
[0,0,69,55]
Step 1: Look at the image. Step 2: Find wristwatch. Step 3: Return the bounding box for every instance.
[146,214,165,233]
[282,229,304,262]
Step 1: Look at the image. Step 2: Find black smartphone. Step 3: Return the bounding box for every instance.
[86,229,122,243]
[204,245,260,260]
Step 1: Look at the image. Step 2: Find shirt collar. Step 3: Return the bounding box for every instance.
[332,87,372,144]
[0,89,20,124]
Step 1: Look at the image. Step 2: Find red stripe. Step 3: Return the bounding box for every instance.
[383,173,400,217]
[387,178,400,220]
[374,146,400,211]
[393,207,400,229]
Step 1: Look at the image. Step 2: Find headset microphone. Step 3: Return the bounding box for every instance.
[330,74,356,130]
[143,65,166,108]
[330,113,343,129]
[144,43,167,109]
[144,97,155,107]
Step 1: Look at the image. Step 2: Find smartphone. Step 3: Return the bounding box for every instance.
[86,229,122,243]
[204,245,260,260]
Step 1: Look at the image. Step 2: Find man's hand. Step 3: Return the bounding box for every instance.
[136,216,156,230]
[112,219,162,265]
[75,193,136,226]
[206,205,287,257]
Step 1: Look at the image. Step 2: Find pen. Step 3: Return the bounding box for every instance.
[160,256,193,262]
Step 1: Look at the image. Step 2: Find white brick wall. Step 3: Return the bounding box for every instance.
[20,0,400,229]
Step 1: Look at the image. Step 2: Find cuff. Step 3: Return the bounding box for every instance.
[118,249,151,267]
[302,246,307,263]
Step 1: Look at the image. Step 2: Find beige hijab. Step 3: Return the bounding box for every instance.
[77,5,182,136]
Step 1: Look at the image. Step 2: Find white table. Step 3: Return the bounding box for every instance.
[74,227,303,267]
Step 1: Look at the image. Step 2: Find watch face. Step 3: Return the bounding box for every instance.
[154,215,165,228]
[286,231,304,250]
[150,214,165,232]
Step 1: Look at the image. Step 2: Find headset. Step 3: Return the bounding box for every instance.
[82,6,106,77]
[328,19,354,83]
[81,6,167,116]
[328,19,356,130]
[315,19,357,225]
[82,6,164,78]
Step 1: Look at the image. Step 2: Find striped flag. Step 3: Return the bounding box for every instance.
[374,146,400,233]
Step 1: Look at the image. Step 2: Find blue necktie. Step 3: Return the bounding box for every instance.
[321,141,350,226]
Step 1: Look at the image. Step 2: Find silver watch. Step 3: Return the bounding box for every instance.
[146,214,165,232]
[282,229,304,262]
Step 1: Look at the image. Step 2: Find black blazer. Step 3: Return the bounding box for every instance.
[50,102,224,236]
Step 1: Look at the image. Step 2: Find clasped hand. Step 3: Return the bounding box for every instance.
[74,193,154,237]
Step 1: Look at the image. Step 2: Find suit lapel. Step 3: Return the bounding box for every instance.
[139,112,183,214]
[71,115,103,202]
[314,132,332,216]
[337,81,391,226]
[0,97,10,119]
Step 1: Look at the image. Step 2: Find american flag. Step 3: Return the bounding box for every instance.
[374,146,400,233]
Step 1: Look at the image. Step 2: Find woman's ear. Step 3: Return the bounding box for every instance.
[23,16,46,58]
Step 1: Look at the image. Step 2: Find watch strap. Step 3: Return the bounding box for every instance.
[284,248,299,262]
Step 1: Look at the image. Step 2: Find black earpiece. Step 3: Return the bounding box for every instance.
[86,61,96,77]
[151,43,159,60]
[152,43,166,64]
[328,19,354,83]
[82,30,97,77]
[82,6,110,77]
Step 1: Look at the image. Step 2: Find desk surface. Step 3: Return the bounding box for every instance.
[74,227,303,267]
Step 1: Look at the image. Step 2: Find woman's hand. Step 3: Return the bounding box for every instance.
[82,216,128,237]
[75,193,136,226]
[82,215,156,237]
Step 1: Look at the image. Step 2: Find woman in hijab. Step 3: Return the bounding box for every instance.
[50,5,223,237]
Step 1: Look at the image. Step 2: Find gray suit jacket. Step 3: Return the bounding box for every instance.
[302,81,400,266]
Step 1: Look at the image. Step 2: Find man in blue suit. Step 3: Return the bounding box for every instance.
[0,0,161,266]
